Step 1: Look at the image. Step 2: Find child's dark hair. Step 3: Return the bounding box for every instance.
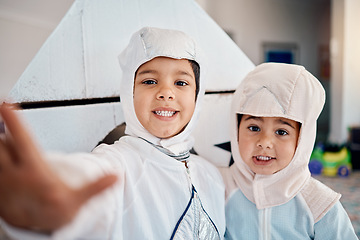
[237,114,243,128]
[189,60,200,100]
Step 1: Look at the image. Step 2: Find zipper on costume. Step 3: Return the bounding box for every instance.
[259,208,271,240]
[182,160,193,194]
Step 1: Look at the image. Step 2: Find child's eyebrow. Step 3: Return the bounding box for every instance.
[277,119,296,129]
[176,70,193,77]
[136,69,157,76]
[244,116,297,129]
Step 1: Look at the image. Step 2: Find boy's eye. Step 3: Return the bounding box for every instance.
[142,79,157,85]
[175,80,188,86]
[276,129,288,136]
[248,126,260,132]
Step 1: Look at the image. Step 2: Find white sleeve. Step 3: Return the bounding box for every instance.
[0,152,124,240]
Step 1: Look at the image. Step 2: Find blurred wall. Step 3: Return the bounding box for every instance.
[0,0,74,98]
[329,0,360,143]
[0,18,51,98]
[198,0,360,144]
[198,0,330,75]
[197,0,331,142]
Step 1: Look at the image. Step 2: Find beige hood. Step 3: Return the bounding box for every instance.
[229,62,325,209]
[118,27,205,156]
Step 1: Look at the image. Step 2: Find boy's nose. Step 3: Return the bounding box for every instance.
[156,86,175,100]
[257,135,273,149]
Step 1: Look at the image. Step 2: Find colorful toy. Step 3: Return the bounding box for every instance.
[309,145,352,177]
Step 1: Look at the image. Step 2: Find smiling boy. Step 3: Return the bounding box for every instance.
[133,57,197,139]
[0,27,225,239]
[222,62,358,239]
[238,115,300,175]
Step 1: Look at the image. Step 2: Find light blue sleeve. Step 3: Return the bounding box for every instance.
[314,201,358,240]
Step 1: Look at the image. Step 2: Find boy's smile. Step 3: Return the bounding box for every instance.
[238,115,300,175]
[133,57,197,139]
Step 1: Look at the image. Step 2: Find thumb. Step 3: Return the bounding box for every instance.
[77,174,118,204]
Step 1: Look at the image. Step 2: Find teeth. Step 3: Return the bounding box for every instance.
[256,156,272,161]
[155,111,175,117]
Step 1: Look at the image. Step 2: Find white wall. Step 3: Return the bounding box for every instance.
[343,0,360,131]
[197,0,332,142]
[199,0,329,76]
[0,0,74,98]
[329,0,360,143]
[0,18,51,98]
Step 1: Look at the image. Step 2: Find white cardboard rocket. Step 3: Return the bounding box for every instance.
[7,0,254,167]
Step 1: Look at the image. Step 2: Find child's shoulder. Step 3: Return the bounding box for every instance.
[90,136,146,169]
[189,154,225,185]
[300,177,341,223]
[93,136,143,155]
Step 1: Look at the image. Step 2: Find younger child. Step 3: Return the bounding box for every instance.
[221,62,358,239]
[0,27,225,239]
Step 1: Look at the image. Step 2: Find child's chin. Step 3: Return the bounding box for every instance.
[155,128,185,139]
[252,168,276,175]
[155,131,178,139]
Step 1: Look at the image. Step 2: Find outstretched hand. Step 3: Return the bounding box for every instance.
[0,104,117,232]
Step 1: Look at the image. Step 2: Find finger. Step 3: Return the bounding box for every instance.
[0,104,42,162]
[0,119,9,169]
[0,119,5,139]
[0,104,31,145]
[0,139,13,170]
[77,174,118,204]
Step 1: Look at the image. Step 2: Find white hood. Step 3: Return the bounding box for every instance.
[118,27,205,156]
[229,62,325,209]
